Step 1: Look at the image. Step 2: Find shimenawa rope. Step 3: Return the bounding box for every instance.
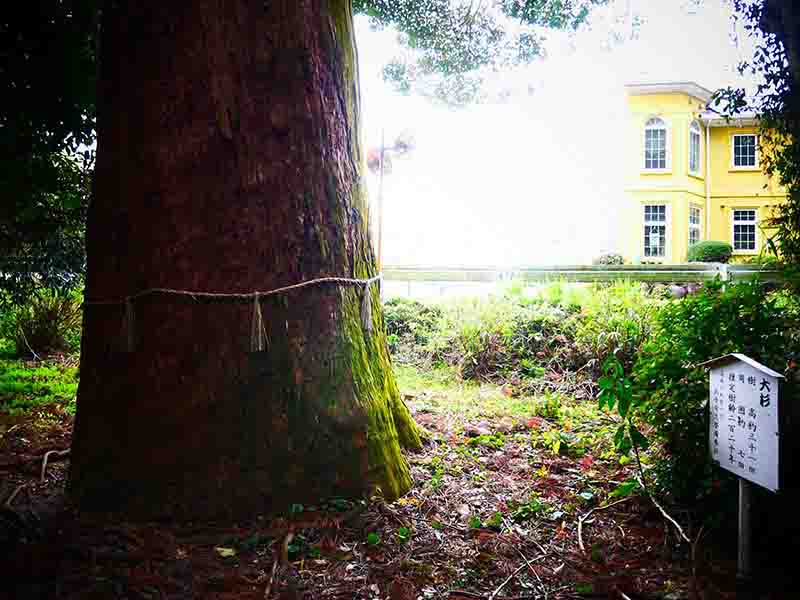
[85,274,382,351]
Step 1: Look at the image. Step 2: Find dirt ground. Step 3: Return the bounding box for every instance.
[0,384,783,600]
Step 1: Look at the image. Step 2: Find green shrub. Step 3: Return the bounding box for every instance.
[633,280,799,504]
[383,297,443,359]
[1,289,83,356]
[574,281,660,371]
[535,281,588,312]
[434,296,580,381]
[687,240,733,263]
[384,281,660,383]
[592,252,625,265]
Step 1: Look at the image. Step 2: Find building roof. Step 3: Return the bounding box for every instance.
[698,353,785,378]
[625,81,714,103]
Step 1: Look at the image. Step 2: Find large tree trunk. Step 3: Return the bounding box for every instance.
[69,0,420,519]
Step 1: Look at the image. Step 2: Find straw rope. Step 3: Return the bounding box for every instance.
[84,274,382,351]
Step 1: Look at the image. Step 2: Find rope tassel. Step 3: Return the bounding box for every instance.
[250,293,266,352]
[361,281,373,334]
[123,298,136,351]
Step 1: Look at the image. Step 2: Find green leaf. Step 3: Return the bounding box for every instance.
[366,532,380,545]
[614,424,632,455]
[396,526,411,542]
[609,479,640,498]
[630,423,649,450]
[214,547,237,559]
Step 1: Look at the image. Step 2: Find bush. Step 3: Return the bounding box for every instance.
[632,280,800,504]
[383,281,659,383]
[687,240,733,263]
[1,289,83,356]
[574,281,661,372]
[383,297,442,343]
[592,252,625,265]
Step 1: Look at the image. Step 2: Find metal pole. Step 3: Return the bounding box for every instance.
[377,128,385,271]
[737,478,753,597]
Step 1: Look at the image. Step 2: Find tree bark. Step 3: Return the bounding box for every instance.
[69,0,421,519]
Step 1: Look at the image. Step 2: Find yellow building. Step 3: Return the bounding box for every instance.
[622,82,785,264]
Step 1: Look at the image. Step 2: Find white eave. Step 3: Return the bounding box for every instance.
[625,81,714,103]
[698,353,785,379]
[699,110,760,128]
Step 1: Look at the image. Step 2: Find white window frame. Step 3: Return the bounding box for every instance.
[731,208,759,254]
[642,203,670,261]
[689,204,702,246]
[688,121,702,176]
[643,117,670,173]
[730,134,759,170]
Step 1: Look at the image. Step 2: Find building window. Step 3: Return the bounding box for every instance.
[733,209,757,251]
[644,117,667,170]
[689,121,701,174]
[732,134,758,168]
[643,204,667,258]
[689,205,702,246]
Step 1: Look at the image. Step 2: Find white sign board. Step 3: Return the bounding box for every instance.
[707,354,782,492]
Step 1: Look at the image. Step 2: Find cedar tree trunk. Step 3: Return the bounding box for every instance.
[69,0,421,519]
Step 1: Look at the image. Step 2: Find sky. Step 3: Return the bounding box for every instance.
[354,0,758,267]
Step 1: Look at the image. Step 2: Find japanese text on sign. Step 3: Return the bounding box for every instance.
[709,360,779,491]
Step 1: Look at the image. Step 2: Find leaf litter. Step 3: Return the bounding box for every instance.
[0,373,756,599]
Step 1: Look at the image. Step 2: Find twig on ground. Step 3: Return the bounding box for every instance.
[488,563,528,600]
[264,530,294,599]
[1,424,21,440]
[577,497,632,553]
[18,328,41,362]
[634,473,691,545]
[41,449,70,483]
[5,483,28,509]
[630,434,691,545]
[513,546,548,600]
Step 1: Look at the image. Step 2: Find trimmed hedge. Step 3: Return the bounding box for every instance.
[687,240,733,263]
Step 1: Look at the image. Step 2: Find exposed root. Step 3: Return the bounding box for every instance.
[41,448,71,483]
[5,483,28,509]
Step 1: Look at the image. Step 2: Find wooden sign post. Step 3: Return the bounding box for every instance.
[701,353,784,593]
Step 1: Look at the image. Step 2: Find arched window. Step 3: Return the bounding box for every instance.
[689,120,701,174]
[644,117,667,170]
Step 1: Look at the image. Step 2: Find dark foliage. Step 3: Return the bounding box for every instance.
[717,1,800,265]
[0,1,97,304]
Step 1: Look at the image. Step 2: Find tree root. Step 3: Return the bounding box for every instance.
[41,448,70,483]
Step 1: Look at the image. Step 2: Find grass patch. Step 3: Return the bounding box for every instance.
[396,363,620,460]
[394,363,550,419]
[0,359,78,415]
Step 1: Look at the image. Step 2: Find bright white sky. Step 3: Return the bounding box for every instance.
[355,0,757,267]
